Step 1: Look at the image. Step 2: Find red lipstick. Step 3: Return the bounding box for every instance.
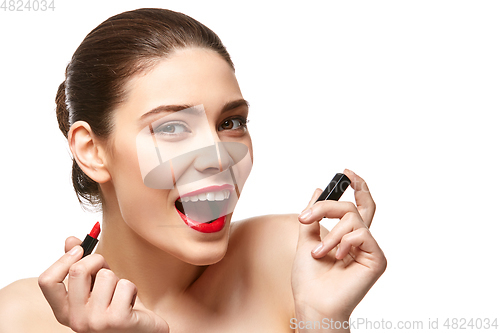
[81,222,100,257]
[177,209,227,233]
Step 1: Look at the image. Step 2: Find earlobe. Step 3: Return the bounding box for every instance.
[68,121,111,183]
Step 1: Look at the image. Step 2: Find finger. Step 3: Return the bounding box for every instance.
[304,188,323,211]
[344,169,376,227]
[38,245,83,323]
[311,212,366,258]
[299,200,360,225]
[68,254,109,315]
[297,188,323,248]
[335,228,381,260]
[109,279,138,314]
[65,236,82,253]
[88,268,119,312]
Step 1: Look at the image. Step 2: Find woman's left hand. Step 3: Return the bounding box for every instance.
[291,169,387,325]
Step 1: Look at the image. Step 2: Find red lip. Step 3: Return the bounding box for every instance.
[174,184,233,233]
[176,184,234,200]
[176,208,227,233]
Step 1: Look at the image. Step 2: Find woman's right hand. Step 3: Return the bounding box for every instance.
[38,237,169,333]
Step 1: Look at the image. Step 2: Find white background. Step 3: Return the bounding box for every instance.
[1,0,499,330]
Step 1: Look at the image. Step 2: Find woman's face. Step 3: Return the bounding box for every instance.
[102,47,253,265]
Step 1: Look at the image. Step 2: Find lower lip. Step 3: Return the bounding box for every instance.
[176,208,227,233]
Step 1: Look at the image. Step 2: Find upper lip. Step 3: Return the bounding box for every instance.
[176,184,235,200]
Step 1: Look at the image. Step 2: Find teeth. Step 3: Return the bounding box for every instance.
[179,190,230,203]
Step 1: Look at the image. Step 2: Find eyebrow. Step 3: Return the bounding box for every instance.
[140,99,250,121]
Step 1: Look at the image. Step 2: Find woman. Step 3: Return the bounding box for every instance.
[0,8,386,332]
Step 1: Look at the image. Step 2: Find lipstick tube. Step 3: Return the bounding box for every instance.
[81,222,100,257]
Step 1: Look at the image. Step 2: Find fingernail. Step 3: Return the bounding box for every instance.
[312,242,323,254]
[299,209,312,221]
[69,246,81,256]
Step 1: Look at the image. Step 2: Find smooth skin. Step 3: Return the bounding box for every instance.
[0,48,386,333]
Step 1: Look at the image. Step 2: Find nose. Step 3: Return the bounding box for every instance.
[193,138,234,174]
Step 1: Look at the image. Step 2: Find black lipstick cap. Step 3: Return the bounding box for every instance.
[81,234,99,257]
[315,173,351,202]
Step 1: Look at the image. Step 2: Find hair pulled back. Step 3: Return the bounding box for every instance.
[55,8,234,209]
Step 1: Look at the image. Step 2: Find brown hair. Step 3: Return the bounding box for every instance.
[55,8,234,209]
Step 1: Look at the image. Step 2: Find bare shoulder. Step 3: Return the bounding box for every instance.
[228,214,302,315]
[230,213,301,240]
[230,213,301,263]
[228,214,330,310]
[0,278,70,333]
[229,213,329,273]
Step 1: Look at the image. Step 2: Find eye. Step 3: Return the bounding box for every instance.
[218,117,248,131]
[154,121,191,137]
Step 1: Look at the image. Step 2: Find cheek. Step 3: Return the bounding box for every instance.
[228,137,253,193]
[111,144,143,191]
[109,141,167,219]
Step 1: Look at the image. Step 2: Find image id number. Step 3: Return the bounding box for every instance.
[1,0,55,11]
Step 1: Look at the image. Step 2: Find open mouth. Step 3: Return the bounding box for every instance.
[175,186,233,233]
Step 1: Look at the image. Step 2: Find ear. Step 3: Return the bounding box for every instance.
[68,121,111,183]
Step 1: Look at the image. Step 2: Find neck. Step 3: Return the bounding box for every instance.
[94,207,207,312]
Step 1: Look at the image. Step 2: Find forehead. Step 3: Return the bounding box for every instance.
[121,47,242,117]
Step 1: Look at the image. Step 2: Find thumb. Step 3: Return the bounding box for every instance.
[297,188,322,248]
[64,236,82,253]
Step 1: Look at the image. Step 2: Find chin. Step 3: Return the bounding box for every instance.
[153,213,232,266]
[177,240,229,266]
